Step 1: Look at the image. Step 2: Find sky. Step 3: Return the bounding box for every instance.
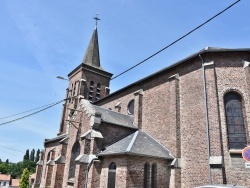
[0,0,249,163]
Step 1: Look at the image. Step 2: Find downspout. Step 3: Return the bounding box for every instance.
[84,158,95,188]
[199,54,211,184]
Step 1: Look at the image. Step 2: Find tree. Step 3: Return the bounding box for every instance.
[35,149,40,163]
[9,162,23,179]
[0,162,9,174]
[20,168,29,188]
[30,149,35,162]
[0,158,2,163]
[5,159,9,163]
[23,149,29,161]
[22,160,36,174]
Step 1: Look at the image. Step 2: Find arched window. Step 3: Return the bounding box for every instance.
[96,83,101,100]
[144,162,150,188]
[127,99,135,115]
[68,141,80,179]
[151,163,157,188]
[224,92,247,149]
[107,162,116,188]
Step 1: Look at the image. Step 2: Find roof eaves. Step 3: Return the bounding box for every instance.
[44,134,67,144]
[94,47,250,104]
[98,151,173,159]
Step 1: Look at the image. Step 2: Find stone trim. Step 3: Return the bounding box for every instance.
[36,160,44,166]
[243,60,250,68]
[169,158,181,168]
[46,160,55,166]
[204,61,214,67]
[81,129,103,139]
[115,101,121,108]
[134,89,144,96]
[209,156,223,166]
[168,73,179,80]
[59,136,69,144]
[75,154,97,164]
[54,155,66,164]
[229,149,242,154]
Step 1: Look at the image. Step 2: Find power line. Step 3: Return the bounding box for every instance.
[111,0,241,80]
[0,101,65,120]
[0,144,24,153]
[0,99,65,126]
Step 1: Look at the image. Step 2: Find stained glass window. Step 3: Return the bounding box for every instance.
[224,92,247,149]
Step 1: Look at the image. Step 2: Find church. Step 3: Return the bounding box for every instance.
[34,22,250,188]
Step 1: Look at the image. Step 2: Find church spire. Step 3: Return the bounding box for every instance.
[82,14,102,69]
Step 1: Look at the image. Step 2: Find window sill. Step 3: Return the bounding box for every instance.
[229,149,242,155]
[67,178,75,186]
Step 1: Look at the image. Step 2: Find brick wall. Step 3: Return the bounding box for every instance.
[95,51,250,187]
[38,50,250,187]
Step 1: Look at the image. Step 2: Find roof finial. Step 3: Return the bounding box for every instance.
[93,13,100,26]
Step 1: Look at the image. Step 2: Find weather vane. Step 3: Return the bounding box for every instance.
[93,13,100,26]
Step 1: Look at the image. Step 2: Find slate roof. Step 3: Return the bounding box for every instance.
[82,26,102,69]
[44,134,67,144]
[92,105,138,129]
[98,130,173,159]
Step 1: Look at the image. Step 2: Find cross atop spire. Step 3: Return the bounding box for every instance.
[93,13,100,26]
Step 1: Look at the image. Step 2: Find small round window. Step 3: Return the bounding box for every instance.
[127,99,135,115]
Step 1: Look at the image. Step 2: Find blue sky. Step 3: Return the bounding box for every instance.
[0,0,249,163]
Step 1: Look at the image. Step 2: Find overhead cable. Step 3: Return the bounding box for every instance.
[0,144,24,153]
[111,0,240,80]
[0,99,66,126]
[0,101,65,120]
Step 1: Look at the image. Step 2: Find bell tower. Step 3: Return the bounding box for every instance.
[58,16,113,135]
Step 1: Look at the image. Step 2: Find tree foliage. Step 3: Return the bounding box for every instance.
[0,148,40,178]
[20,168,29,188]
[23,149,29,161]
[35,149,40,163]
[30,149,35,162]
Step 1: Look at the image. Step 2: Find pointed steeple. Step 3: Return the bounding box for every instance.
[82,26,102,69]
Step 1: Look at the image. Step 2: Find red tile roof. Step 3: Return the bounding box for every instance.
[0,174,11,181]
[11,179,20,186]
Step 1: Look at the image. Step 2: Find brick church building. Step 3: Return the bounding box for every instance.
[34,23,250,187]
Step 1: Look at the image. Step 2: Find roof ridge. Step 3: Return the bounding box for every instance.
[126,131,139,152]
